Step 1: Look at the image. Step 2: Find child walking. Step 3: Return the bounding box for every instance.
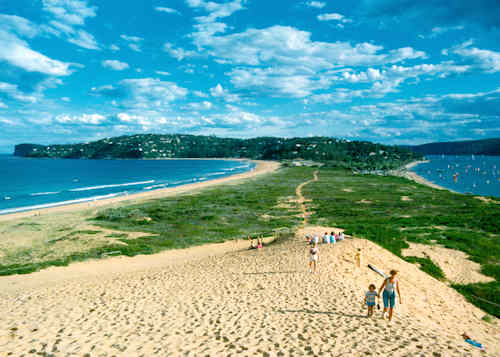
[365,284,378,317]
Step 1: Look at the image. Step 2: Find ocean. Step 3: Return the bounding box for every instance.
[411,155,500,198]
[0,155,255,215]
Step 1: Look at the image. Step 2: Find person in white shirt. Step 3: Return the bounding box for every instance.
[323,232,329,244]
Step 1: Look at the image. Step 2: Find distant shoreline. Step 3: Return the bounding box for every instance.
[0,160,280,222]
[392,160,454,192]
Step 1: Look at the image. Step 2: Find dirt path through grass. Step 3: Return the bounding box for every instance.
[296,170,318,225]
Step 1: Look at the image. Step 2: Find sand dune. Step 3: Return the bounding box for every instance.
[1,227,498,356]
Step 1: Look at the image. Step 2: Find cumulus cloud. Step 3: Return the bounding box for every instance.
[229,67,330,97]
[192,25,425,70]
[109,44,120,51]
[306,1,326,9]
[155,71,171,76]
[209,83,240,102]
[188,101,213,110]
[163,43,198,60]
[92,77,188,109]
[186,0,245,23]
[55,113,106,124]
[155,6,180,15]
[451,41,500,73]
[101,59,129,71]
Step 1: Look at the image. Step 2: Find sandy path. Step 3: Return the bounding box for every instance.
[296,170,318,225]
[0,160,280,222]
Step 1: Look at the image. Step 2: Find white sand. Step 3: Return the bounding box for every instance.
[0,228,498,355]
[403,242,494,284]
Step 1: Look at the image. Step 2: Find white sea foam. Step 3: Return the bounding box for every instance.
[143,184,167,190]
[0,193,121,215]
[70,180,154,192]
[30,191,61,196]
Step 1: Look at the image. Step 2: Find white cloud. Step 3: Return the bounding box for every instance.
[306,1,326,9]
[93,78,188,109]
[101,59,129,71]
[317,13,352,23]
[109,44,120,51]
[209,83,240,102]
[120,34,143,42]
[186,0,245,23]
[193,90,209,98]
[0,14,39,38]
[128,43,141,52]
[42,0,97,26]
[67,29,99,49]
[55,113,105,124]
[188,101,213,110]
[192,25,425,70]
[61,96,71,102]
[155,6,180,15]
[155,71,171,76]
[452,41,500,73]
[120,34,143,52]
[228,66,330,97]
[0,82,38,103]
[0,30,74,76]
[42,0,100,50]
[163,43,198,60]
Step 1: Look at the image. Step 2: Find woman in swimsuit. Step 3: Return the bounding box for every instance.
[378,269,402,322]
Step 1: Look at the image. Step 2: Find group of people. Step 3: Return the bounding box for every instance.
[306,231,345,274]
[306,233,402,322]
[248,236,263,249]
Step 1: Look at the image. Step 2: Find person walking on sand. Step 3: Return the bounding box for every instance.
[323,232,329,244]
[378,270,402,322]
[364,284,378,317]
[309,243,319,273]
[355,248,361,268]
[329,231,335,244]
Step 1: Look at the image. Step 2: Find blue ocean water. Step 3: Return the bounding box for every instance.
[411,155,500,198]
[0,155,255,214]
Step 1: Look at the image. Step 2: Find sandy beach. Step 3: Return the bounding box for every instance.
[0,160,280,223]
[1,226,498,355]
[391,160,454,192]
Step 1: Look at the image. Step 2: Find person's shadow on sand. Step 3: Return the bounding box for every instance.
[275,308,367,319]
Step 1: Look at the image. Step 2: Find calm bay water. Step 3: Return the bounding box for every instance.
[0,155,254,214]
[411,155,500,198]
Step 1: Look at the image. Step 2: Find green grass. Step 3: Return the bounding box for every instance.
[303,168,500,317]
[94,167,309,250]
[0,167,311,276]
[403,256,446,281]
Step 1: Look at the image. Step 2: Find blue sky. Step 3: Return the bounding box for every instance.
[0,0,499,152]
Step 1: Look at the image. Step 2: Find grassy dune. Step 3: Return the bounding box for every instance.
[0,167,307,275]
[303,168,500,317]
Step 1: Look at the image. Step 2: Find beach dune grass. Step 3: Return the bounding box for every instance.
[0,167,309,275]
[303,168,500,317]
